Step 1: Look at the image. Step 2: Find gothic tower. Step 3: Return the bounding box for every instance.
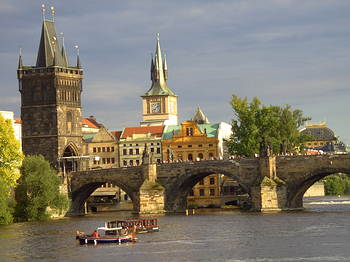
[141,34,178,126]
[17,8,83,170]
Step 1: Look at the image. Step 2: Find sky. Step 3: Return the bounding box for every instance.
[1,0,350,143]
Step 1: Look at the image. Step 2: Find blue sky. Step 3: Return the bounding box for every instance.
[1,0,350,142]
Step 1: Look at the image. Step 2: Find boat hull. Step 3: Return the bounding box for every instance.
[77,236,134,245]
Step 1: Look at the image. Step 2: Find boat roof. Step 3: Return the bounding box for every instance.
[97,226,122,231]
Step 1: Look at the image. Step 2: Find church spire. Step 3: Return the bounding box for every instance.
[143,33,175,96]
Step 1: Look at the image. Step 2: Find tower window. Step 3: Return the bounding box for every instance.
[66,111,73,134]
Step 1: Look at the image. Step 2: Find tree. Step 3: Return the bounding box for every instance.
[226,95,310,157]
[15,155,69,221]
[0,114,23,224]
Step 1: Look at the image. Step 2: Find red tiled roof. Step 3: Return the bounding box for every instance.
[81,118,100,129]
[14,118,22,124]
[121,126,164,139]
[111,131,122,140]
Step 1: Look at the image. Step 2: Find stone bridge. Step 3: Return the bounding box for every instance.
[68,154,350,215]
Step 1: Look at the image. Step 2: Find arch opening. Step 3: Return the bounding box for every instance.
[290,170,350,211]
[165,168,250,212]
[71,180,135,214]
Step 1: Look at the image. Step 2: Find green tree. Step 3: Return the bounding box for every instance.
[323,173,350,195]
[226,95,310,157]
[15,155,69,221]
[0,114,23,225]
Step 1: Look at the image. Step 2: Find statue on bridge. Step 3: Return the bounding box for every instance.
[142,144,155,165]
[259,137,272,157]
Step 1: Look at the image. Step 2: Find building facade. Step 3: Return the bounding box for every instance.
[119,126,164,166]
[141,34,178,126]
[18,13,83,171]
[162,120,222,207]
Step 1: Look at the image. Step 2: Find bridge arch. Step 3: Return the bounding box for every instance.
[69,167,144,215]
[286,167,350,209]
[159,164,251,212]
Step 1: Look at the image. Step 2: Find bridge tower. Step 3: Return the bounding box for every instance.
[18,8,83,170]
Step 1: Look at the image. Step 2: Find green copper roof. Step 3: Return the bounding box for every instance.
[198,123,219,137]
[162,123,219,140]
[82,133,96,142]
[143,81,175,96]
[162,125,181,140]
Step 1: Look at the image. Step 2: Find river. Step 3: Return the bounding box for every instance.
[1,196,350,262]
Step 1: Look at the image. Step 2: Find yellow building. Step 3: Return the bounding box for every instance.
[162,120,222,207]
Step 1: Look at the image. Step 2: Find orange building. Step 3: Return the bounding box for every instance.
[162,120,222,207]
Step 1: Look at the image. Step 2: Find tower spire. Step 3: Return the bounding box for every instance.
[36,6,66,67]
[18,47,23,69]
[60,32,69,67]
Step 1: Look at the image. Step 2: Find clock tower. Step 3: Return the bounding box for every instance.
[141,34,178,126]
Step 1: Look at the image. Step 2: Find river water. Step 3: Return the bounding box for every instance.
[1,196,350,262]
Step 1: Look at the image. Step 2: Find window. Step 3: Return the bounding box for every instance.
[129,144,132,146]
[129,149,133,155]
[66,111,73,134]
[186,128,193,136]
[136,148,140,154]
[93,147,96,153]
[188,145,192,148]
[177,145,182,148]
[198,153,204,160]
[151,143,154,146]
[156,148,161,154]
[188,154,193,161]
[98,147,101,153]
[210,177,215,185]
[102,158,106,164]
[199,189,205,196]
[107,147,110,152]
[157,159,161,163]
[199,179,204,185]
[210,188,215,196]
[111,158,115,164]
[189,190,194,196]
[209,153,214,159]
[123,144,126,147]
[198,144,203,147]
[151,148,154,153]
[106,158,110,164]
[136,159,140,165]
[209,144,213,147]
[123,149,127,155]
[129,160,133,166]
[102,147,105,152]
[123,160,127,166]
[111,147,114,152]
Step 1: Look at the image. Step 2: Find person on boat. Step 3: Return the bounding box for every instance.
[91,230,100,238]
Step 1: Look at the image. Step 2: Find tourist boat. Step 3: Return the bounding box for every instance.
[76,226,137,245]
[106,218,159,234]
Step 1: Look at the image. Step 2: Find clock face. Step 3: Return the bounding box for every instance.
[151,102,161,113]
